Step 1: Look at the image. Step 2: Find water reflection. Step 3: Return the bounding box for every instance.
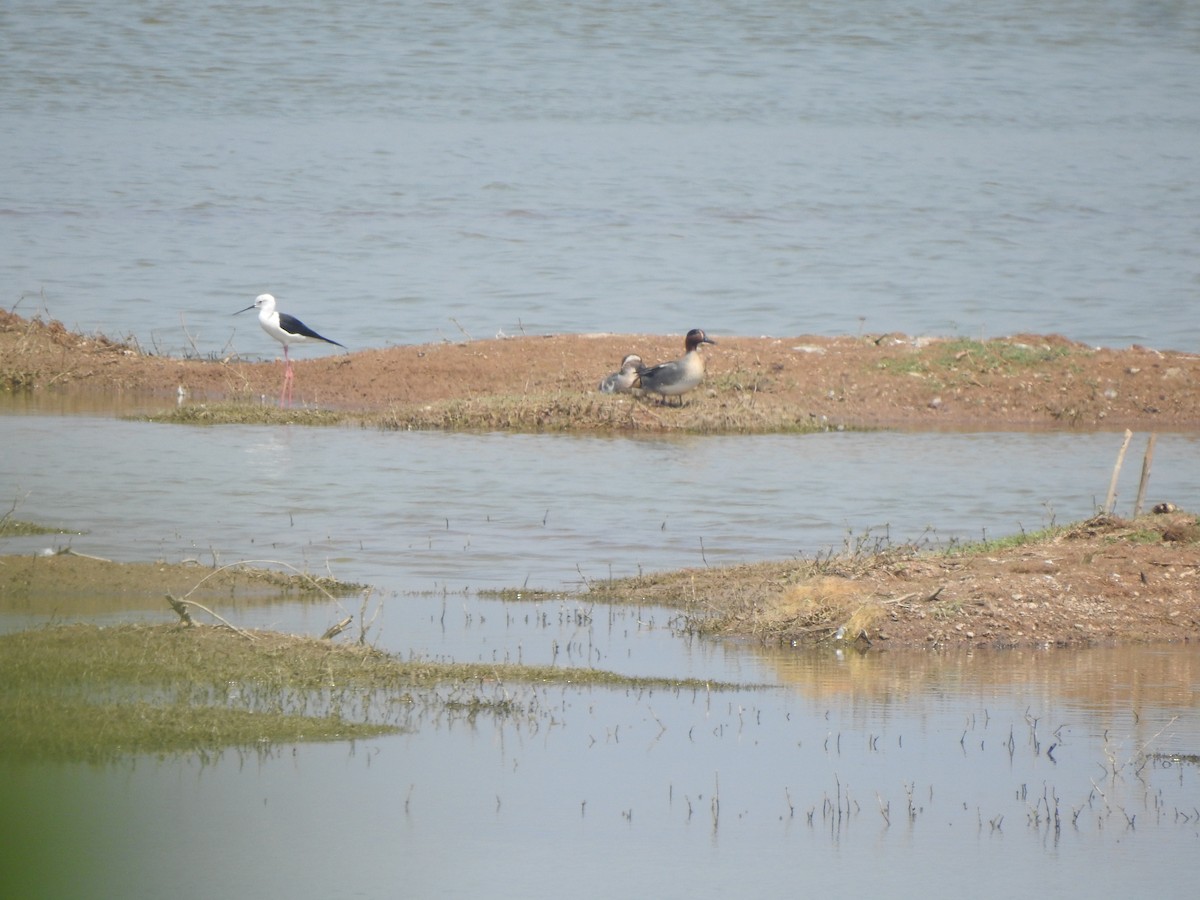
[758,643,1200,748]
[2,648,1196,899]
[2,407,1198,896]
[4,0,1199,892]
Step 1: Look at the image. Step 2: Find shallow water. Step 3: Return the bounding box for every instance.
[3,412,1199,896]
[2,413,1197,608]
[2,643,1197,900]
[3,3,1200,895]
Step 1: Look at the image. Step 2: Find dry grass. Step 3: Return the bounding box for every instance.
[506,513,1200,650]
[138,391,837,434]
[579,548,918,646]
[140,403,349,427]
[6,309,1200,430]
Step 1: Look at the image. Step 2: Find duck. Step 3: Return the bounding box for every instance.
[598,353,643,394]
[637,329,716,405]
[234,293,345,407]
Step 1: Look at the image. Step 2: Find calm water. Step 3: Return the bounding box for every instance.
[3,414,1198,605]
[2,415,1200,898]
[2,2,1199,353]
[2,645,1198,899]
[3,4,1199,897]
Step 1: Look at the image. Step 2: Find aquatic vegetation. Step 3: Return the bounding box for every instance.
[0,554,368,618]
[0,622,742,764]
[0,518,67,537]
[0,495,72,537]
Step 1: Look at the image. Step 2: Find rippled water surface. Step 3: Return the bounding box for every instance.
[3,3,1199,897]
[2,2,1199,352]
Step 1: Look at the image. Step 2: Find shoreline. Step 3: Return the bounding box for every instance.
[3,310,1198,651]
[3,310,1199,432]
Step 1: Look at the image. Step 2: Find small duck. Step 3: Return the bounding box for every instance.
[637,329,716,405]
[598,354,643,394]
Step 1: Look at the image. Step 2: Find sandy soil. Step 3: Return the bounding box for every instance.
[3,310,1198,650]
[3,309,1199,430]
[586,511,1200,650]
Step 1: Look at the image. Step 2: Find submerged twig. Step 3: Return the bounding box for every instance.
[165,593,257,639]
[57,547,112,563]
[321,616,353,640]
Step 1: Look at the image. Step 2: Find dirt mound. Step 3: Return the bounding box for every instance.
[3,310,1199,431]
[4,311,1199,649]
[575,511,1200,650]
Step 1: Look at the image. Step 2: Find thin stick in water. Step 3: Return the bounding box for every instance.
[1133,433,1157,517]
[1104,429,1133,514]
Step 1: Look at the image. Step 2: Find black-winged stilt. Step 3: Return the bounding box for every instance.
[235,293,345,407]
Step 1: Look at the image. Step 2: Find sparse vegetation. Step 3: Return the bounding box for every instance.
[9,309,1193,432]
[0,552,749,763]
[942,524,1062,557]
[0,518,67,538]
[519,512,1200,650]
[0,618,743,764]
[141,403,350,427]
[878,337,1078,377]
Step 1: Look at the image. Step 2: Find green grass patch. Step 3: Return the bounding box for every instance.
[878,338,1079,378]
[0,518,69,537]
[0,696,395,764]
[941,524,1064,557]
[0,622,744,763]
[0,554,369,617]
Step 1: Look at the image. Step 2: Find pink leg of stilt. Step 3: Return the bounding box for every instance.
[279,346,295,408]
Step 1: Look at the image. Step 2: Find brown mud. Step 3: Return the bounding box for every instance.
[3,308,1199,431]
[3,310,1198,650]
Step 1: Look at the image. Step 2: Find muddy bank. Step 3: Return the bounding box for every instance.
[9,510,1192,652]
[3,310,1198,431]
[4,311,1198,651]
[538,511,1200,650]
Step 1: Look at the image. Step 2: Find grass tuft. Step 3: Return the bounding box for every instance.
[878,337,1078,378]
[137,403,349,426]
[0,622,746,763]
[137,392,846,435]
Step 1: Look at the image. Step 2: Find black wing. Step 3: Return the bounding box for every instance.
[278,312,346,348]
